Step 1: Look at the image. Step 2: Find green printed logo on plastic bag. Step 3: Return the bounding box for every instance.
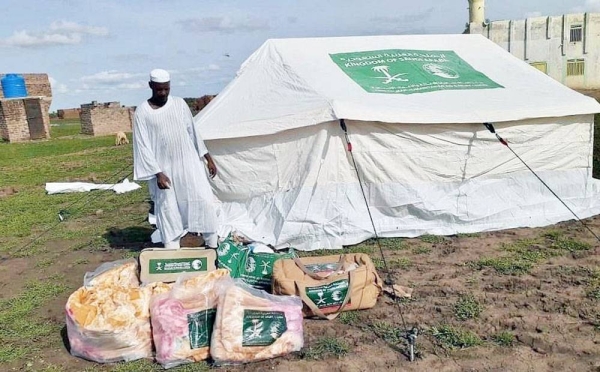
[242,310,287,347]
[329,49,503,95]
[241,250,296,291]
[149,257,207,274]
[216,235,297,291]
[306,279,349,309]
[216,237,245,274]
[187,308,216,349]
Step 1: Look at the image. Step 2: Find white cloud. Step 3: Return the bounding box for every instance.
[0,21,108,48]
[49,76,69,94]
[178,16,269,33]
[49,21,108,36]
[116,82,146,90]
[208,64,220,71]
[2,30,82,47]
[80,70,143,85]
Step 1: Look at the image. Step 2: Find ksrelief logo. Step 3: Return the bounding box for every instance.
[217,242,231,256]
[191,259,203,270]
[246,256,256,273]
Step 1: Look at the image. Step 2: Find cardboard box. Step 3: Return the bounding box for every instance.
[139,247,217,284]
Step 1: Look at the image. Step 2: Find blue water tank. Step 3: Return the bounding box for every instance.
[1,74,28,98]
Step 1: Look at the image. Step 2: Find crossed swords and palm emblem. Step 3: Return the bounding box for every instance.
[371,65,408,84]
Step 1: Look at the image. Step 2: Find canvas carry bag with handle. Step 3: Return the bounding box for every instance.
[272,253,382,319]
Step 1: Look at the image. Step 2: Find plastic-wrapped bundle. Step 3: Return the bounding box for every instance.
[210,280,304,365]
[150,269,231,369]
[65,285,153,363]
[83,259,140,288]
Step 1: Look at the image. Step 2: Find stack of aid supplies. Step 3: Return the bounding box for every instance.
[65,234,386,369]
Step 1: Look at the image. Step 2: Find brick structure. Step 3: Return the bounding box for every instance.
[57,108,81,120]
[80,101,134,136]
[0,73,52,142]
[0,98,51,142]
[0,73,52,99]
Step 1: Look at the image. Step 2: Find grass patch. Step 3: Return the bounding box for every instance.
[338,311,360,325]
[373,257,411,271]
[0,280,68,363]
[35,257,54,268]
[457,233,480,238]
[469,256,533,275]
[369,321,406,346]
[420,234,445,244]
[491,331,515,347]
[453,294,484,321]
[50,119,82,138]
[412,246,431,255]
[552,238,591,252]
[586,286,600,301]
[431,325,482,349]
[302,337,350,360]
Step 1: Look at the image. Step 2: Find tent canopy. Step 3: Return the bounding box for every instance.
[194,34,600,250]
[196,34,600,140]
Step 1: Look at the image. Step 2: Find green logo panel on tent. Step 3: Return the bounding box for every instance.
[329,49,503,94]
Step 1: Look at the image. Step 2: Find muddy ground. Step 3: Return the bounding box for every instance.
[2,199,599,372]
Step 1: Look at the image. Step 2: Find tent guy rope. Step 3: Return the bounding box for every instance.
[483,122,600,243]
[339,119,418,362]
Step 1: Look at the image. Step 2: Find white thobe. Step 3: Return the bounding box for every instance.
[133,96,217,243]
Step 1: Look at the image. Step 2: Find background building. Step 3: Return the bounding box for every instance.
[467,0,600,90]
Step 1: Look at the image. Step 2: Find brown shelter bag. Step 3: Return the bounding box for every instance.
[272,253,382,319]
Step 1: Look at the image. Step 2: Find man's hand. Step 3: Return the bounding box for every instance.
[156,172,171,189]
[205,154,217,178]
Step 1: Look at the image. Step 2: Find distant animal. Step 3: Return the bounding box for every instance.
[115,131,129,146]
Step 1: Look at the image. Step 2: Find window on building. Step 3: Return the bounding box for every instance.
[530,62,547,74]
[570,25,583,42]
[566,59,585,76]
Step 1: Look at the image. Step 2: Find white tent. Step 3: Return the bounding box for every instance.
[195,34,600,250]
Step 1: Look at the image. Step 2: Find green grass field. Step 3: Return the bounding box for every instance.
[0,116,599,371]
[0,119,145,255]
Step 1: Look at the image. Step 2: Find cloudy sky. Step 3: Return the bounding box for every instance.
[2,0,599,110]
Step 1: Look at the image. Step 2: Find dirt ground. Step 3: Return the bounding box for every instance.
[1,199,599,372]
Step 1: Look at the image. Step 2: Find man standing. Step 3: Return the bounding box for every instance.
[133,69,218,248]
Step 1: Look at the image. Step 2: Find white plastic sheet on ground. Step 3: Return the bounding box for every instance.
[45,178,141,195]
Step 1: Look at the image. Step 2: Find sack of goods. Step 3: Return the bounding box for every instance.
[216,233,297,292]
[150,269,231,369]
[210,279,304,365]
[272,253,383,319]
[65,259,154,363]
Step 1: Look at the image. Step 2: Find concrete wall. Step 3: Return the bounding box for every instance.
[0,98,50,142]
[469,12,600,89]
[80,101,133,136]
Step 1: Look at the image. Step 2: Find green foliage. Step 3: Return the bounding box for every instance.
[420,234,445,244]
[454,294,484,321]
[302,337,350,360]
[338,311,360,325]
[470,256,533,275]
[491,331,515,347]
[0,280,68,363]
[431,325,482,349]
[412,246,432,254]
[369,321,406,346]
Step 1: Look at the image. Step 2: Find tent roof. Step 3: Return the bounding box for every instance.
[195,34,600,140]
